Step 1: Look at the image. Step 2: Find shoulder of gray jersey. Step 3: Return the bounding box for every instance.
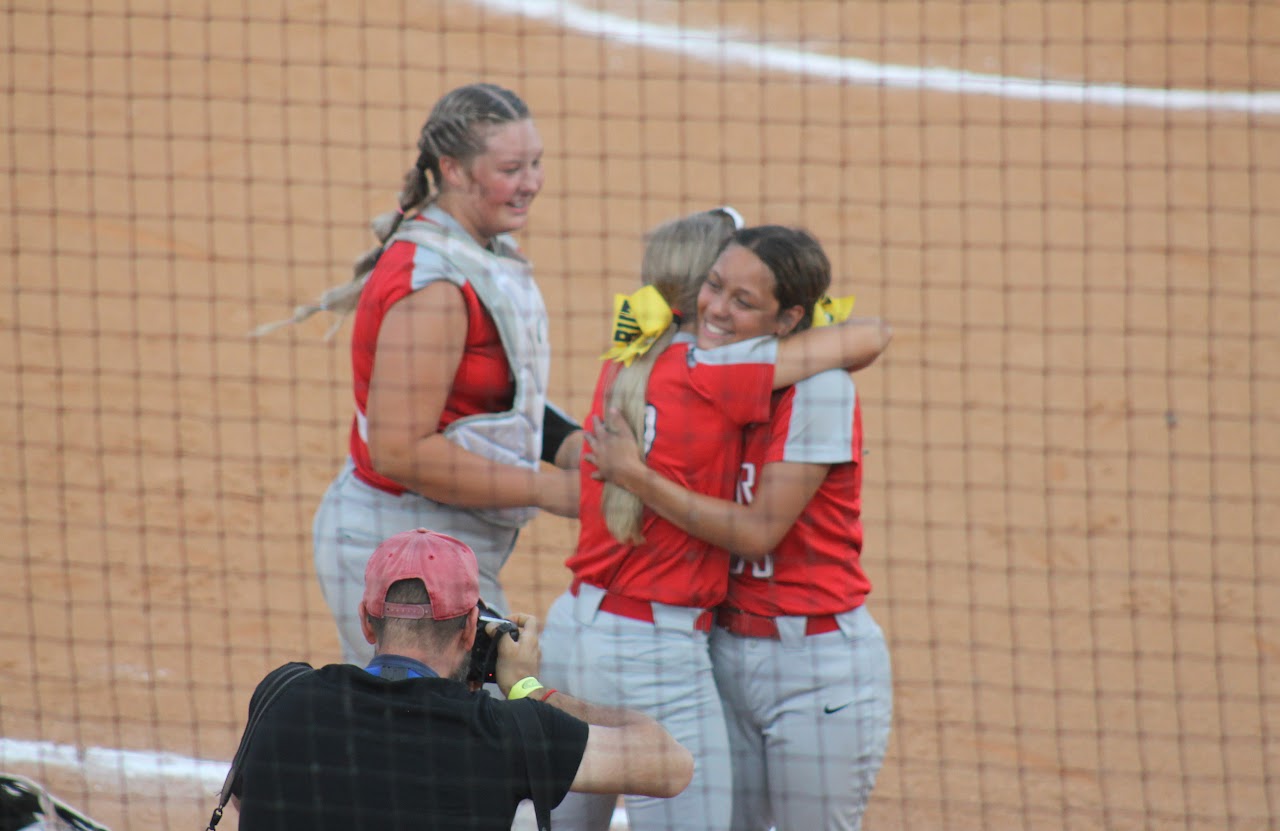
[780,369,857,464]
[393,221,524,292]
[404,243,465,291]
[401,240,466,291]
[688,334,779,367]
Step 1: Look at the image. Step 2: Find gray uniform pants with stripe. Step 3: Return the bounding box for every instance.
[312,459,518,665]
[710,604,893,831]
[539,586,734,831]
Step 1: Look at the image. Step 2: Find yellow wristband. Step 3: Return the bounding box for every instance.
[507,676,544,701]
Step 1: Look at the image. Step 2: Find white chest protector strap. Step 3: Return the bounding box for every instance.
[390,220,551,528]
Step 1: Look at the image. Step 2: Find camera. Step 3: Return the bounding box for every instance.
[468,599,519,686]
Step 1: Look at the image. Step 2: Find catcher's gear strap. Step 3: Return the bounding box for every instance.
[541,402,581,464]
[207,662,315,830]
[510,701,554,831]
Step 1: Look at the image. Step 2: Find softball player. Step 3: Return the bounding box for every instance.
[587,309,893,830]
[540,220,892,831]
[722,372,893,831]
[307,83,581,665]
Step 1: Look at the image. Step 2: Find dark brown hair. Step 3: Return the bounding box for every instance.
[728,225,831,333]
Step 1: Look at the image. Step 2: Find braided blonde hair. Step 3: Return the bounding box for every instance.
[252,83,531,338]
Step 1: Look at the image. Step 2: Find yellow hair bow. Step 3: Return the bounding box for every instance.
[812,294,856,327]
[600,285,675,366]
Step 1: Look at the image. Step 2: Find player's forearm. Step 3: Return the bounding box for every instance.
[616,465,775,560]
[372,434,557,510]
[552,430,585,470]
[774,315,892,387]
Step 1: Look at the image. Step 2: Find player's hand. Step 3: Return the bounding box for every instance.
[584,409,646,487]
[493,612,542,696]
[535,467,579,518]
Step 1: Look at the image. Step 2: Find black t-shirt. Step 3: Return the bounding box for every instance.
[232,662,589,831]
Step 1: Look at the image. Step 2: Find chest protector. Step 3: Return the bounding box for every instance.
[390,218,550,528]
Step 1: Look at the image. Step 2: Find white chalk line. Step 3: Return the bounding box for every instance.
[472,0,1280,115]
[1,737,630,828]
[1,737,226,795]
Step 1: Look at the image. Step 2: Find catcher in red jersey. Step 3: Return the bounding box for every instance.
[588,253,893,831]
[286,83,582,665]
[539,216,892,831]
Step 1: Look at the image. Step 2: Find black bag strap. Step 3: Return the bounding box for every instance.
[206,663,314,830]
[510,701,554,831]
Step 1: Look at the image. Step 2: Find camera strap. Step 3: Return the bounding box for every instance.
[510,702,554,831]
[207,662,315,830]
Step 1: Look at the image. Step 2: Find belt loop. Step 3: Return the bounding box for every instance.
[571,581,606,625]
[835,605,860,639]
[774,616,807,651]
[651,601,709,634]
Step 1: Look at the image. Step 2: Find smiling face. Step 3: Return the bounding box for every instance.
[696,243,803,349]
[439,118,545,246]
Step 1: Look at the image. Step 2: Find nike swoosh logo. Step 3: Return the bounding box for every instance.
[823,702,852,715]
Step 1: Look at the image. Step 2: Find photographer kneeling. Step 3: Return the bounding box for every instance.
[225,528,694,830]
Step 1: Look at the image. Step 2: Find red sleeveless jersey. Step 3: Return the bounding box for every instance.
[348,236,514,495]
[568,338,778,609]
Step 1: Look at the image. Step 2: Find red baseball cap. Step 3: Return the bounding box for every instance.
[361,528,479,621]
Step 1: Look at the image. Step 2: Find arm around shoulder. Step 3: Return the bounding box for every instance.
[774,315,893,388]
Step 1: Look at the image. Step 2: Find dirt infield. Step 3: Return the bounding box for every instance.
[3,1,1277,829]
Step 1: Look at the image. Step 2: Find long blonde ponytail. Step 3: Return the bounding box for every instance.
[600,208,740,544]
